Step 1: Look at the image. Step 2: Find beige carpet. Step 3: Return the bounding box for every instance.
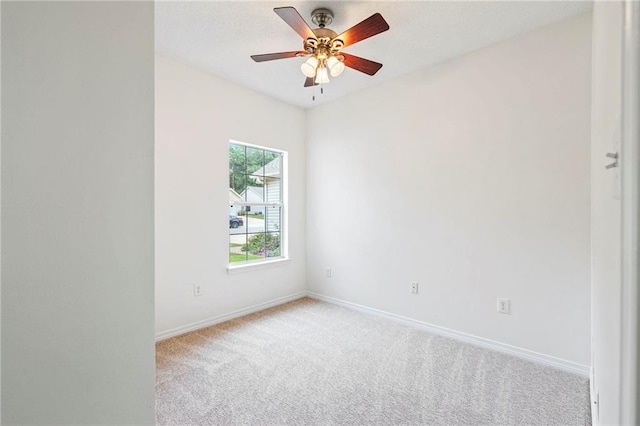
[156,297,591,425]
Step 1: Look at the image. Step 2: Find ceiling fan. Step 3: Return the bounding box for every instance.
[251,6,389,88]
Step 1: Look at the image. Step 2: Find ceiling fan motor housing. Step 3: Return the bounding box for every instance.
[311,8,333,28]
[304,27,339,55]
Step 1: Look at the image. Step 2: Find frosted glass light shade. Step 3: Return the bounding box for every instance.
[326,56,345,77]
[314,66,330,84]
[301,57,319,78]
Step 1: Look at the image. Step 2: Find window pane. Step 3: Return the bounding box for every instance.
[265,233,281,258]
[229,211,246,235]
[244,205,266,233]
[245,147,265,175]
[245,175,264,193]
[264,153,282,179]
[229,144,246,174]
[229,233,247,263]
[244,232,266,260]
[265,206,280,232]
[265,178,281,204]
[264,151,281,178]
[230,173,248,195]
[242,184,264,203]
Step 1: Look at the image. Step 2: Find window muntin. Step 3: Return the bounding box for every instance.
[229,142,285,264]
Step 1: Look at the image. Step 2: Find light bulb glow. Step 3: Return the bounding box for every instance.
[326,56,345,77]
[301,57,319,78]
[314,66,330,84]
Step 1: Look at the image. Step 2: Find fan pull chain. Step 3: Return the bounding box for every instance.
[312,67,318,101]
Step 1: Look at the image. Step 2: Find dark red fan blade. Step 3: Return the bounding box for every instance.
[274,7,317,41]
[251,51,302,62]
[334,13,389,48]
[304,77,318,87]
[342,53,383,76]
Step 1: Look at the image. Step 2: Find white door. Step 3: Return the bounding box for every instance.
[591,2,640,424]
[591,2,622,424]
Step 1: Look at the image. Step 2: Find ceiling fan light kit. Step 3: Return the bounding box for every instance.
[326,56,345,77]
[251,6,389,99]
[315,66,330,84]
[301,56,319,78]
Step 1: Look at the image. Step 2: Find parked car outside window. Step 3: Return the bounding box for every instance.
[229,215,244,228]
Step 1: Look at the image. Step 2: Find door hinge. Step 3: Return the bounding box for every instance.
[606,152,619,169]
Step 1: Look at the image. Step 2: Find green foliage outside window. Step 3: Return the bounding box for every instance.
[242,233,280,257]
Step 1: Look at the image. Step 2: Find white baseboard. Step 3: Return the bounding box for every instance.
[155,290,590,377]
[155,291,307,342]
[307,292,590,377]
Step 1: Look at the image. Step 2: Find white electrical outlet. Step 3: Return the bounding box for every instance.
[497,298,510,314]
[326,267,332,278]
[194,285,202,296]
[410,282,419,294]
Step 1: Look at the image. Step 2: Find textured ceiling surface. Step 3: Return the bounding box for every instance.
[155,1,592,109]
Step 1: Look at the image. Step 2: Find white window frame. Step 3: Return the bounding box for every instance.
[227,140,289,273]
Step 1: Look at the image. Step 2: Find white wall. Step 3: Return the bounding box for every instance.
[306,13,592,366]
[155,55,306,336]
[590,3,623,423]
[1,2,155,424]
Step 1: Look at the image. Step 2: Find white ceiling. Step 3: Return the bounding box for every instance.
[155,1,592,109]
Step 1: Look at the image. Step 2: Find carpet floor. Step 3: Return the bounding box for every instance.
[156,297,591,425]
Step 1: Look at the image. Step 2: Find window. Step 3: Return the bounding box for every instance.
[229,141,285,265]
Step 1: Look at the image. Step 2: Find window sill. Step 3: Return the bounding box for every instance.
[227,257,291,275]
